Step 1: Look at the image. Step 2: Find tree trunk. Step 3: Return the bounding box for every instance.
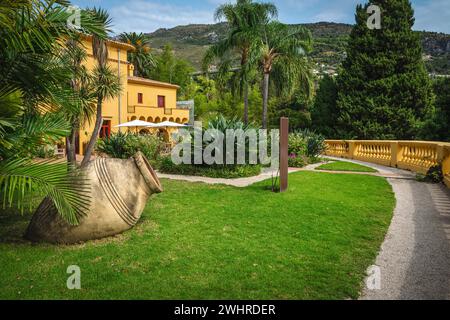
[66,137,74,164]
[243,83,249,125]
[262,72,270,129]
[241,48,249,125]
[81,96,103,168]
[66,124,77,166]
[67,117,80,166]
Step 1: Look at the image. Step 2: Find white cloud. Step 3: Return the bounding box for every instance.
[109,0,214,33]
[310,0,358,23]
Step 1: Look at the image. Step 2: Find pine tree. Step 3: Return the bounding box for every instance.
[336,0,434,139]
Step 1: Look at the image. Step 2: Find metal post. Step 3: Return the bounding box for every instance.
[280,117,289,192]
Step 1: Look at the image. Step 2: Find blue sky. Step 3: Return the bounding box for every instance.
[71,0,450,34]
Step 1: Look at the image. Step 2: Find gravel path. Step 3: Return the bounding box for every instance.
[322,157,450,300]
[360,177,450,299]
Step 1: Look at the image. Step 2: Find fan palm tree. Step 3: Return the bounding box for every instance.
[203,0,277,125]
[118,32,155,77]
[255,22,313,128]
[0,0,106,223]
[81,8,121,168]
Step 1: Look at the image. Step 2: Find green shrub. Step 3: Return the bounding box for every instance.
[287,129,325,166]
[425,165,444,183]
[96,132,163,165]
[288,133,307,157]
[199,115,259,166]
[288,154,307,168]
[159,156,261,179]
[96,132,129,158]
[293,129,326,158]
[168,115,262,175]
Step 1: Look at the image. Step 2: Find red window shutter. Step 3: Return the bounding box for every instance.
[158,95,165,108]
[100,120,111,138]
[138,93,143,104]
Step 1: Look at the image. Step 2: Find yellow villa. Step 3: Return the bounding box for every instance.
[75,36,191,155]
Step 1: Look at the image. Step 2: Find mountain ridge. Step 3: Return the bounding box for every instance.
[145,22,450,74]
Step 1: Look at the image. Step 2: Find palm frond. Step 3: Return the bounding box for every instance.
[0,158,91,225]
[92,64,122,101]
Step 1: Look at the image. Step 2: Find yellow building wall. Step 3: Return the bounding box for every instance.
[126,82,189,124]
[76,38,190,155]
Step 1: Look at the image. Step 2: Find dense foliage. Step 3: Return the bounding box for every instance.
[159,115,263,178]
[287,129,326,167]
[148,44,194,99]
[311,75,338,138]
[335,0,434,140]
[159,158,261,179]
[96,132,163,166]
[420,77,450,142]
[0,0,107,224]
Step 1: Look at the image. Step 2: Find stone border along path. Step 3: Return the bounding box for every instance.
[157,157,450,299]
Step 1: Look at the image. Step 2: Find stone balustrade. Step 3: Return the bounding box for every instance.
[324,140,450,188]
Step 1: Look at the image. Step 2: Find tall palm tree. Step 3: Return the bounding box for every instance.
[255,22,313,128]
[61,36,97,166]
[81,8,121,168]
[118,32,155,77]
[203,0,277,124]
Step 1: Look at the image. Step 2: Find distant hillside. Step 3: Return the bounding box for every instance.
[146,22,450,75]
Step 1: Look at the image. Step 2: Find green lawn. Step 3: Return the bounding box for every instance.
[316,161,377,173]
[0,171,394,300]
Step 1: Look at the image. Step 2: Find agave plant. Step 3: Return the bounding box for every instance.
[188,115,258,166]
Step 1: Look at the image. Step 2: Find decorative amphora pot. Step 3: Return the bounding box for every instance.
[25,152,163,244]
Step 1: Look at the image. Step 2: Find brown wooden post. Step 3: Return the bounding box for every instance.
[280,117,289,193]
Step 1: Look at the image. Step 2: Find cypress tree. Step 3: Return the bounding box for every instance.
[336,0,434,139]
[311,75,339,138]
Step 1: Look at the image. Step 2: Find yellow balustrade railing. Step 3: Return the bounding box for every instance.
[324,140,450,188]
[443,145,450,188]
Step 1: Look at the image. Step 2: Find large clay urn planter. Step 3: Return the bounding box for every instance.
[25,152,163,244]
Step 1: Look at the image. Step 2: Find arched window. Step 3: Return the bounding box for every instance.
[130,116,137,121]
[155,117,161,123]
